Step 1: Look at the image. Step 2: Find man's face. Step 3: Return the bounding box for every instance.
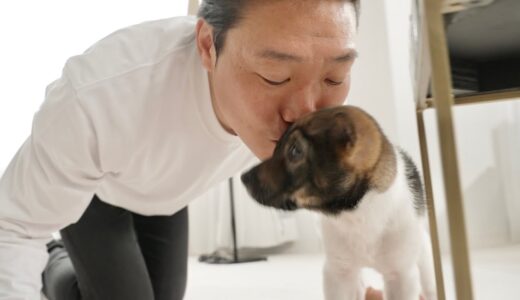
[199,0,358,160]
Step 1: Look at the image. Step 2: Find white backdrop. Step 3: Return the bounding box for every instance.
[496,102,520,243]
[189,174,300,255]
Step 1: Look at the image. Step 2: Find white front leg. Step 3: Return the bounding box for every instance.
[383,267,421,300]
[323,260,365,300]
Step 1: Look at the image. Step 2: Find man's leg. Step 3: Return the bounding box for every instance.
[133,207,189,300]
[59,195,154,300]
[42,240,81,300]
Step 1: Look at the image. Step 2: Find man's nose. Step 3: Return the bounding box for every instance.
[281,86,319,123]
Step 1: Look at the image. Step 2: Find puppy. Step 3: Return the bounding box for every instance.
[241,105,437,300]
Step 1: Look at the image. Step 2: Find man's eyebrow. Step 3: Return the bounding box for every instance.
[255,49,359,63]
[333,50,358,62]
[256,49,303,62]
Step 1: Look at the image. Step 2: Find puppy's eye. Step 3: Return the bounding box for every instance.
[287,144,303,162]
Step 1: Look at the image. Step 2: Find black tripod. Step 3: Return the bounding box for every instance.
[199,177,267,264]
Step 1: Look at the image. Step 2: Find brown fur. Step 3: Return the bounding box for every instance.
[299,106,396,192]
[341,107,396,192]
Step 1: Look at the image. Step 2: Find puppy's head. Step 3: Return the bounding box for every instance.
[241,105,396,215]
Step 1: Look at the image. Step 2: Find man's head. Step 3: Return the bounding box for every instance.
[196,0,359,160]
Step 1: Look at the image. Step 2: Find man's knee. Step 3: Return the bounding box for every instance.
[42,241,81,300]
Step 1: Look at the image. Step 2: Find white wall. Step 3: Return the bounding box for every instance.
[424,101,520,250]
[348,0,399,142]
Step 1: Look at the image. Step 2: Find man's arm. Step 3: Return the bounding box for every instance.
[0,74,103,299]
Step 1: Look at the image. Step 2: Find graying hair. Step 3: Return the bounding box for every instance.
[198,0,360,56]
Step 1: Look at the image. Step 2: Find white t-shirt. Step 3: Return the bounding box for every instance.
[0,16,256,298]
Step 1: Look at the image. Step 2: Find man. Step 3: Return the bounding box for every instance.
[0,0,383,299]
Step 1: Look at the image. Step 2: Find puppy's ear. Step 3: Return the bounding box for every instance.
[342,108,383,172]
[328,117,355,148]
[305,110,355,146]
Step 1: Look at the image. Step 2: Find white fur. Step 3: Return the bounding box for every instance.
[320,147,437,300]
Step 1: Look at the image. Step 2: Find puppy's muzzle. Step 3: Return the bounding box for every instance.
[241,167,298,211]
[240,167,271,201]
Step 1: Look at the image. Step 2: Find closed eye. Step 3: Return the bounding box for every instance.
[325,78,343,86]
[257,74,290,86]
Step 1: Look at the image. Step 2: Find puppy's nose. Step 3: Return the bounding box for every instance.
[240,171,253,187]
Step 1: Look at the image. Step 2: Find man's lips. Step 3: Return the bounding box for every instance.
[269,137,280,144]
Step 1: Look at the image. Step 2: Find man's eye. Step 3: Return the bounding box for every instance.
[325,78,343,86]
[258,74,290,86]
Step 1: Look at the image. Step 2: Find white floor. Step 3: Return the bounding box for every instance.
[442,244,520,300]
[185,244,520,300]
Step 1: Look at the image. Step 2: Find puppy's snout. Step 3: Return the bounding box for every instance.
[241,165,275,203]
[241,167,262,198]
[240,170,254,187]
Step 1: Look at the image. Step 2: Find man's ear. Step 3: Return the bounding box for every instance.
[195,19,217,72]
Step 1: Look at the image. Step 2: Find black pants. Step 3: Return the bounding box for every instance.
[42,195,189,300]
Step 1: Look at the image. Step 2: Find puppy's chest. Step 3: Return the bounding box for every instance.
[321,212,388,266]
[320,170,414,267]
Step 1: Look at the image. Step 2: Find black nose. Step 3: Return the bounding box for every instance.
[240,171,252,186]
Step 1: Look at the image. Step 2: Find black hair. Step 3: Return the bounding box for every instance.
[197,0,360,56]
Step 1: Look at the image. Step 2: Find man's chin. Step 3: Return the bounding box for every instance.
[255,143,276,161]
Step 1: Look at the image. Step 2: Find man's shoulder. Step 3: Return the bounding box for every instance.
[64,16,198,90]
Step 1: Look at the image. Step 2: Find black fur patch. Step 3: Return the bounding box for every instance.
[398,149,426,215]
[317,175,370,215]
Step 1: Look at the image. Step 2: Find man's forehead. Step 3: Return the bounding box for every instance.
[254,48,358,63]
[234,0,357,34]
